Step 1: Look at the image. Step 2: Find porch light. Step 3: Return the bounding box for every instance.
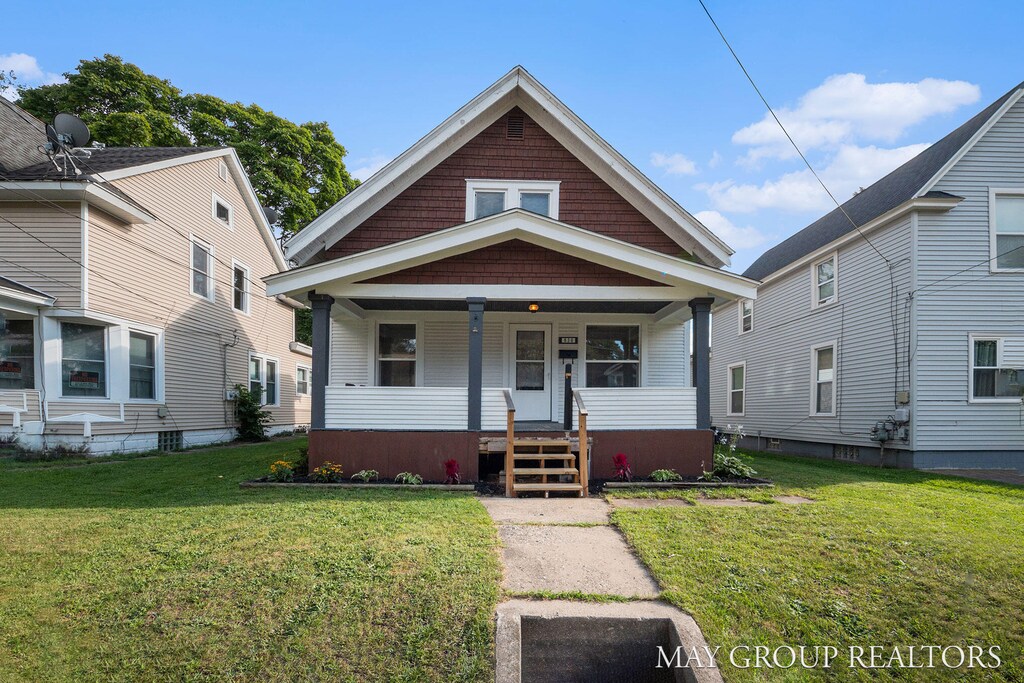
[528,303,540,313]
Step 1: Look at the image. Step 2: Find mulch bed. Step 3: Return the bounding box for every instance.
[599,476,773,491]
[242,476,475,491]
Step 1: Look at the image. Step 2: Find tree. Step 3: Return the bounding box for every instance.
[17,55,357,238]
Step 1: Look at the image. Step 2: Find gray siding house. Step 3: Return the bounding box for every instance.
[712,80,1024,471]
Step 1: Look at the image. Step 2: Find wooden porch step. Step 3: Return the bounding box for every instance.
[512,467,579,476]
[513,438,571,446]
[511,454,575,462]
[513,482,585,493]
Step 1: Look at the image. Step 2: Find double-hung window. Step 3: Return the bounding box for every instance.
[727,362,745,416]
[811,343,836,416]
[466,180,560,220]
[232,262,250,314]
[813,254,837,307]
[249,354,279,406]
[971,337,1024,400]
[585,325,640,388]
[739,299,753,334]
[191,237,214,301]
[378,323,416,387]
[61,323,107,398]
[990,192,1024,271]
[296,365,311,396]
[0,319,35,390]
[129,332,156,400]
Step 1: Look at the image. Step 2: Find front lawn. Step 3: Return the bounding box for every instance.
[0,438,500,682]
[612,453,1024,681]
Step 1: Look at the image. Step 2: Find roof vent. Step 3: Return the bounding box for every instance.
[506,115,525,140]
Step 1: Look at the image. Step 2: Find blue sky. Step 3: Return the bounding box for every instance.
[4,0,1022,272]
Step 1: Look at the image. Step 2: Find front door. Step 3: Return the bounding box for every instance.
[509,324,551,421]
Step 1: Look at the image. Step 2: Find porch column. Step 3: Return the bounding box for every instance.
[309,292,335,431]
[467,297,486,430]
[689,297,714,430]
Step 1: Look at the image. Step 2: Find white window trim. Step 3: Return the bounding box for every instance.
[375,321,422,387]
[738,299,753,335]
[190,235,215,302]
[249,352,281,407]
[809,340,838,417]
[988,188,1024,273]
[582,324,642,388]
[231,259,251,315]
[726,361,745,417]
[295,363,312,397]
[811,252,838,309]
[968,334,1024,403]
[58,322,110,400]
[465,179,561,221]
[212,191,234,230]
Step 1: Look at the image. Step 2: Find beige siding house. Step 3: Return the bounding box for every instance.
[0,99,309,453]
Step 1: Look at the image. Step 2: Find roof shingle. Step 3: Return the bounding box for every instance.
[3,146,224,181]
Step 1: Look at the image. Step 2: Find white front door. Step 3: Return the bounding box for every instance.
[509,324,551,421]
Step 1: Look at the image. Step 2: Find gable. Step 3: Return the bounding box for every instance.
[359,239,669,287]
[327,108,686,259]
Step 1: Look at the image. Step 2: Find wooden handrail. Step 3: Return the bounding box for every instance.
[573,390,589,498]
[503,389,515,497]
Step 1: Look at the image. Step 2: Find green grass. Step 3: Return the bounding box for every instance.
[0,437,500,682]
[612,453,1024,682]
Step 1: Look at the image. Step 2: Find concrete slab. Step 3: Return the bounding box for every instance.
[498,525,660,598]
[694,498,764,507]
[607,498,695,509]
[774,495,815,504]
[480,496,612,524]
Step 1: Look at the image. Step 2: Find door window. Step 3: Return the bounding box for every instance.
[515,330,545,391]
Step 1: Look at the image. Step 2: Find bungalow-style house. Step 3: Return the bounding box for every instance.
[266,67,756,494]
[711,80,1024,471]
[0,97,310,454]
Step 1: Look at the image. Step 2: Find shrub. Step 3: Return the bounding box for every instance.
[612,453,632,482]
[700,425,757,481]
[310,461,344,483]
[351,469,379,483]
[443,459,460,484]
[395,472,423,485]
[650,468,682,482]
[294,446,309,475]
[268,460,295,482]
[234,384,271,441]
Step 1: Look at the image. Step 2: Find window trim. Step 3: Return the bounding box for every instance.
[190,235,215,302]
[727,361,746,417]
[809,341,837,417]
[988,188,1024,273]
[248,352,281,407]
[968,334,1024,403]
[212,191,234,229]
[583,324,642,389]
[811,252,838,309]
[738,298,753,335]
[295,363,312,397]
[464,179,561,221]
[376,321,420,387]
[59,322,109,400]
[231,260,251,315]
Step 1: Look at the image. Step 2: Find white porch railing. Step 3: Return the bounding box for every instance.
[572,387,697,430]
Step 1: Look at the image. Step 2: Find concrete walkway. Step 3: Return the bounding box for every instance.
[480,497,660,598]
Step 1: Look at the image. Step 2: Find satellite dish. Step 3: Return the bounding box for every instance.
[53,113,90,148]
[45,124,60,148]
[262,206,280,225]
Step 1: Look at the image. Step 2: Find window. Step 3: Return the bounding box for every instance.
[465,180,560,220]
[212,193,233,228]
[191,237,213,300]
[378,323,416,386]
[157,430,182,451]
[990,192,1024,270]
[585,325,640,388]
[811,343,836,416]
[296,365,311,396]
[727,362,745,416]
[129,332,156,400]
[971,337,1024,400]
[813,254,837,307]
[739,299,753,334]
[61,323,106,398]
[232,262,250,313]
[0,318,35,390]
[249,354,279,406]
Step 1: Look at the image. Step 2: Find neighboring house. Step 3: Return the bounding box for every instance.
[711,80,1024,471]
[0,97,310,454]
[266,67,756,494]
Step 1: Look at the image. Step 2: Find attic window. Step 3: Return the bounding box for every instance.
[506,115,525,140]
[212,192,233,228]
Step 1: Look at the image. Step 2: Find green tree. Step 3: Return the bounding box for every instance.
[17,55,356,237]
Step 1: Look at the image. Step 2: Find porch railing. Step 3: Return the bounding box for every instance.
[572,387,697,430]
[503,389,515,497]
[324,386,468,430]
[573,390,589,494]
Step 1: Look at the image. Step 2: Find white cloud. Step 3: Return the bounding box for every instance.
[707,150,722,169]
[703,143,930,213]
[650,151,698,176]
[694,210,769,249]
[349,153,391,181]
[733,73,979,163]
[0,53,64,100]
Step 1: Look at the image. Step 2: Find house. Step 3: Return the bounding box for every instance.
[711,80,1024,471]
[0,97,310,454]
[265,67,756,494]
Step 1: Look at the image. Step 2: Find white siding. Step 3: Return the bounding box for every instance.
[423,320,467,387]
[481,388,511,431]
[324,386,466,429]
[574,387,696,430]
[646,322,690,387]
[330,317,369,385]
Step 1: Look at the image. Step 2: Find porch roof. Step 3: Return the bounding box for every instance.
[266,209,757,312]
[0,275,55,314]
